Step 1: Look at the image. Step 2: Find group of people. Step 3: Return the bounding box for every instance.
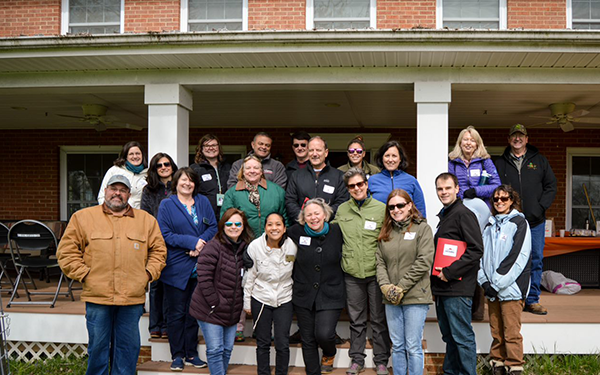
[56,122,556,375]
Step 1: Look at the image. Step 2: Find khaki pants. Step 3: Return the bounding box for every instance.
[487,299,524,367]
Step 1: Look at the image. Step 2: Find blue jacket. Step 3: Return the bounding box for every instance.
[157,194,218,290]
[448,157,501,201]
[369,169,426,218]
[478,209,531,302]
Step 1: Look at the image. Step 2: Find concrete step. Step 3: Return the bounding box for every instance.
[137,362,379,375]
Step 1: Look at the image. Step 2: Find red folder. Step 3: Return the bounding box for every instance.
[432,238,467,276]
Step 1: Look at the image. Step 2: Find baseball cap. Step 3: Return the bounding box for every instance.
[509,124,528,136]
[107,175,131,190]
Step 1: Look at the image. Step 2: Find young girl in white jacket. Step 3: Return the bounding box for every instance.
[244,212,297,375]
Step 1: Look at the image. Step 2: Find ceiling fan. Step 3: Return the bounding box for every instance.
[529,102,600,132]
[57,104,143,132]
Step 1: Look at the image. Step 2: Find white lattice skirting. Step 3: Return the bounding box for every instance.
[8,341,87,363]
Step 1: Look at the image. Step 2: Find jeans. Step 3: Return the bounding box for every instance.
[345,275,390,366]
[251,298,293,375]
[198,320,237,375]
[435,296,477,375]
[149,280,167,334]
[385,304,429,375]
[294,304,343,375]
[163,278,199,360]
[526,223,545,305]
[85,302,144,375]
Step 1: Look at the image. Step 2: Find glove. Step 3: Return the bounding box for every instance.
[242,246,254,270]
[463,188,477,199]
[380,284,393,297]
[482,282,498,299]
[387,285,405,305]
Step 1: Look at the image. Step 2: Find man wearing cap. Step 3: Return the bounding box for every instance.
[495,124,556,315]
[58,175,167,374]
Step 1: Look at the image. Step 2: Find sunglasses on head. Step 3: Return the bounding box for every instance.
[387,202,408,211]
[225,221,243,228]
[293,142,307,149]
[156,162,171,168]
[348,148,363,154]
[347,181,366,190]
[493,196,511,203]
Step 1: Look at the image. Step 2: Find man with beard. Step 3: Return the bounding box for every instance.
[58,174,167,375]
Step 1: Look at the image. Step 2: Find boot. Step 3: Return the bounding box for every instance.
[507,366,524,375]
[490,359,506,375]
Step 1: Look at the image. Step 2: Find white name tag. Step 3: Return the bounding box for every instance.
[216,193,224,207]
[470,169,481,177]
[443,244,458,257]
[500,233,508,242]
[323,184,335,194]
[404,232,416,240]
[364,221,377,230]
[202,174,212,181]
[299,236,312,246]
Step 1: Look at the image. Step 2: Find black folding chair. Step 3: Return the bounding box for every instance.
[6,220,75,308]
[0,223,16,294]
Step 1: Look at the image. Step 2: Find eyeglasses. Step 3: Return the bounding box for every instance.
[348,148,363,154]
[387,202,408,211]
[347,181,366,190]
[156,162,171,169]
[203,143,219,149]
[493,196,511,203]
[225,222,243,228]
[293,143,307,149]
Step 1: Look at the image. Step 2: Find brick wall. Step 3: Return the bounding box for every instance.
[124,0,180,33]
[1,126,587,231]
[249,0,305,30]
[377,0,437,29]
[0,0,60,37]
[507,0,567,29]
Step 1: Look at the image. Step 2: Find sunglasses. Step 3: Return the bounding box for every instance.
[387,202,408,211]
[225,222,243,228]
[347,181,366,190]
[493,196,511,203]
[293,143,307,149]
[156,162,171,169]
[348,148,363,154]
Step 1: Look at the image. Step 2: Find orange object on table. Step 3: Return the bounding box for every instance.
[544,237,600,258]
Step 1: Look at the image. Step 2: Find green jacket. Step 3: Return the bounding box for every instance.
[334,196,385,279]
[221,178,287,237]
[338,161,381,179]
[376,220,434,305]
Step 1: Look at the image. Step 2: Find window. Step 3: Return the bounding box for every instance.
[567,148,600,230]
[182,0,247,32]
[570,0,600,29]
[61,0,124,35]
[439,0,507,29]
[307,0,376,30]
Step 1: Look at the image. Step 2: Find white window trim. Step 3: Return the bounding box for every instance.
[437,0,507,30]
[566,147,600,230]
[61,0,125,35]
[60,145,122,220]
[567,0,600,29]
[181,0,248,32]
[306,0,377,30]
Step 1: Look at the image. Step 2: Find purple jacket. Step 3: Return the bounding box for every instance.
[189,237,246,327]
[448,157,501,201]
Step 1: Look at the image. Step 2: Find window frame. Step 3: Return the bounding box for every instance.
[437,0,507,30]
[567,0,600,29]
[566,147,600,230]
[181,0,248,32]
[61,0,125,35]
[306,0,377,30]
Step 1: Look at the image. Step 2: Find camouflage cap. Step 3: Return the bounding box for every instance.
[509,123,528,136]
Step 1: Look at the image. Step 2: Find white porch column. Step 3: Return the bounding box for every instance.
[144,84,193,167]
[414,82,451,229]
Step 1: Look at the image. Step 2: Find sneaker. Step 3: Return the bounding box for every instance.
[376,364,389,375]
[170,357,184,371]
[507,366,524,375]
[235,331,245,342]
[150,331,161,339]
[346,363,364,375]
[490,359,506,375]
[289,329,301,344]
[185,356,208,368]
[321,355,335,374]
[161,331,169,339]
[524,303,548,315]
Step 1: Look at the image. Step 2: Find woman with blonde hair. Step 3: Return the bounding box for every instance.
[448,126,500,201]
